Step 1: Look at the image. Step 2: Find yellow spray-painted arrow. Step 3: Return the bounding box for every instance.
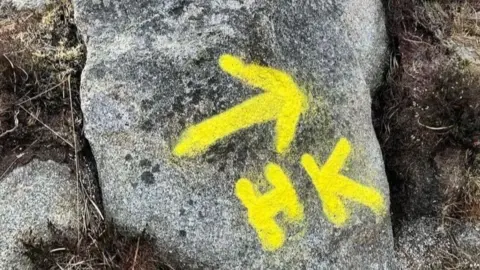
[173,54,308,157]
[301,138,386,226]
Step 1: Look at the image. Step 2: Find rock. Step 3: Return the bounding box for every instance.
[395,217,448,269]
[453,222,480,268]
[0,0,46,10]
[396,218,480,269]
[74,0,393,268]
[0,160,77,269]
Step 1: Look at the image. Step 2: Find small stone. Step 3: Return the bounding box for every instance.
[0,160,78,269]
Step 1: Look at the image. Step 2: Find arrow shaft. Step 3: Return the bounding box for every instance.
[173,94,279,157]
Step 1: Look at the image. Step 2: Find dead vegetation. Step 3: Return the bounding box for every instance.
[374,0,480,268]
[22,222,173,270]
[375,0,480,223]
[1,1,169,269]
[0,0,83,177]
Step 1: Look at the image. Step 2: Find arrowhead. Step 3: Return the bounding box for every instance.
[219,54,308,154]
[172,54,308,157]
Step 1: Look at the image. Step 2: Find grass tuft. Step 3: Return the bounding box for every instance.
[22,222,173,270]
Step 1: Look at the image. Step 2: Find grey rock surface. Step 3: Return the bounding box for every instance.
[0,0,46,10]
[74,0,393,268]
[395,217,447,269]
[396,218,480,269]
[0,160,77,270]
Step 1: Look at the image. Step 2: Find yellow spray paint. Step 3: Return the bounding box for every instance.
[172,52,387,251]
[300,138,386,226]
[235,162,304,251]
[173,54,308,157]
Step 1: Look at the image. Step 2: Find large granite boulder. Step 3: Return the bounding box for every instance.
[73,0,393,268]
[0,160,77,269]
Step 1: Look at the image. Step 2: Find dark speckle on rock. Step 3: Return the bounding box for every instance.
[140,119,154,131]
[152,164,160,172]
[141,99,155,111]
[94,67,106,79]
[139,159,152,167]
[187,199,194,205]
[180,208,186,216]
[238,250,245,257]
[178,119,186,129]
[190,88,203,105]
[305,180,313,189]
[169,0,192,16]
[140,171,155,185]
[172,96,185,113]
[179,230,187,237]
[124,154,133,161]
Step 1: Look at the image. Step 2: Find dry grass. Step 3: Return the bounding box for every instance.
[22,222,174,270]
[449,2,480,64]
[0,0,84,175]
[445,163,480,222]
[375,0,480,223]
[375,0,480,268]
